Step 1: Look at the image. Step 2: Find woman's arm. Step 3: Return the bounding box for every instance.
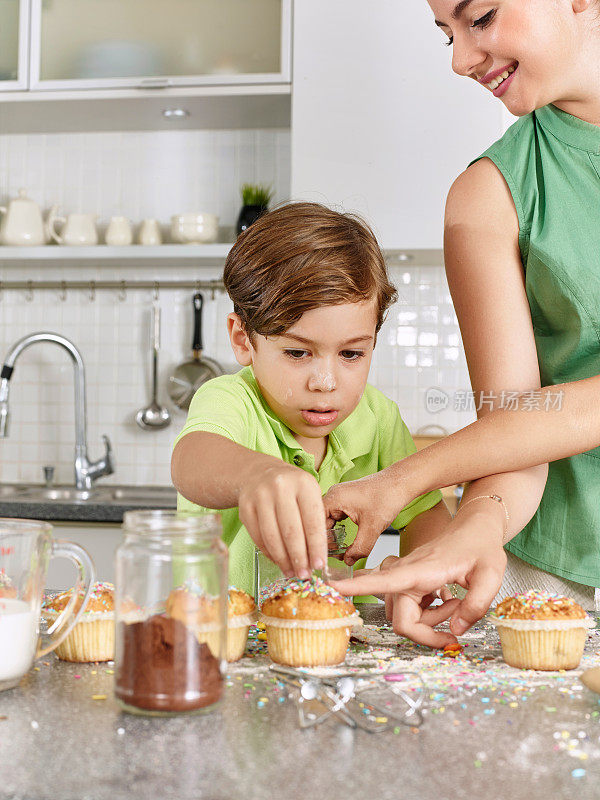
[330,157,551,642]
[400,499,452,555]
[327,157,547,543]
[374,375,597,501]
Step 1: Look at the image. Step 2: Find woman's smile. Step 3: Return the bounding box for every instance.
[480,61,518,93]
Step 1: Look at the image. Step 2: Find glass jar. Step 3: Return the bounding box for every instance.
[114,510,227,716]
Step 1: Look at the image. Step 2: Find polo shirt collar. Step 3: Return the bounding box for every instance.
[536,103,600,155]
[328,397,378,463]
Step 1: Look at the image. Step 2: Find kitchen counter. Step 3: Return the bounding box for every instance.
[0,484,177,523]
[2,605,600,800]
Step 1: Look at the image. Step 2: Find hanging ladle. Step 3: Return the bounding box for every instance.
[136,301,171,430]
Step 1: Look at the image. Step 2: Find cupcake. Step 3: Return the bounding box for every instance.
[42,581,115,662]
[491,590,595,670]
[259,576,362,667]
[166,582,256,662]
[226,588,257,661]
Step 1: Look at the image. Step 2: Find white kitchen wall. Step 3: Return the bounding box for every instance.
[0,128,290,235]
[0,128,475,487]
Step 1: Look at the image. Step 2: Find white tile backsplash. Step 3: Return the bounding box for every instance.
[0,127,475,487]
[0,128,290,237]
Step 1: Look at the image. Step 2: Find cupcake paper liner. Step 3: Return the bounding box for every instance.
[52,618,115,663]
[491,615,594,670]
[258,613,362,630]
[226,626,251,662]
[491,616,595,631]
[227,612,257,629]
[191,614,256,661]
[264,626,352,667]
[43,608,115,623]
[259,612,362,667]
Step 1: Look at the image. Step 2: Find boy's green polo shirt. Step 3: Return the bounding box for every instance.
[174,367,442,595]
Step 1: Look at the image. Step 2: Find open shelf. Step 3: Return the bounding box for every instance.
[0,243,233,264]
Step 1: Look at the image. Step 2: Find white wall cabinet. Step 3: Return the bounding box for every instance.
[0,0,290,95]
[0,0,29,90]
[30,0,291,91]
[291,0,503,250]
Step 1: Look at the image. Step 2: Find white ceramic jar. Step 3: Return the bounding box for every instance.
[138,218,162,246]
[105,216,133,246]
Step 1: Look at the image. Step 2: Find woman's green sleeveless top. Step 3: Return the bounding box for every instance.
[472,103,600,587]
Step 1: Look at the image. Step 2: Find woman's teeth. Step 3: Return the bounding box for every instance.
[487,64,516,91]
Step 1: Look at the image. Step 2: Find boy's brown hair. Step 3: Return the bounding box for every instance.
[223,202,397,339]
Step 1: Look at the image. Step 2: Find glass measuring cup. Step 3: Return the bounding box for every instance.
[0,518,95,691]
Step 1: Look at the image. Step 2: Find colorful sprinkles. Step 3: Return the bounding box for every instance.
[493,590,581,620]
[259,575,347,606]
[42,581,115,613]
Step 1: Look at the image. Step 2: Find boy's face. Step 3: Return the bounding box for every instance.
[228,300,378,444]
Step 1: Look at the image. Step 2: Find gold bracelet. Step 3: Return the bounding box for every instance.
[454,494,510,544]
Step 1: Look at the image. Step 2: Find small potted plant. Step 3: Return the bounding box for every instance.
[236,183,274,235]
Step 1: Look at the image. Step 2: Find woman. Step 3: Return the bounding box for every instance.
[324,0,600,648]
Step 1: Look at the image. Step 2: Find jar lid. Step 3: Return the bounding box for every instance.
[122,509,222,540]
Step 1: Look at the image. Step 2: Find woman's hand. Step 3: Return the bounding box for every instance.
[331,509,507,648]
[323,472,413,565]
[353,556,454,609]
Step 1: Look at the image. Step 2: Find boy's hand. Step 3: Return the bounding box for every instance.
[330,511,507,648]
[238,463,326,578]
[323,475,403,565]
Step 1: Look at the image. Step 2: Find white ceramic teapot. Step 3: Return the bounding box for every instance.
[0,189,50,246]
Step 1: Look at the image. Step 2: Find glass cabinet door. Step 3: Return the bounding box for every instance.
[30,0,290,89]
[0,0,29,90]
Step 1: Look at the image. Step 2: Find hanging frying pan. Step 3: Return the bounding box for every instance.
[167,292,224,410]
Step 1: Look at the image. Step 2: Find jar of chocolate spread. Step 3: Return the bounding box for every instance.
[115,510,227,716]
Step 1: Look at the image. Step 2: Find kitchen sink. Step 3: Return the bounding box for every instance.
[0,483,177,508]
[23,487,98,502]
[0,485,29,498]
[108,487,177,505]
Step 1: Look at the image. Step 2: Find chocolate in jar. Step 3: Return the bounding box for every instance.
[115,614,223,712]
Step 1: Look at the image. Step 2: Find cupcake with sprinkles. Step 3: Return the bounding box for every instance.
[259,576,362,667]
[491,590,595,671]
[166,580,256,662]
[42,581,115,662]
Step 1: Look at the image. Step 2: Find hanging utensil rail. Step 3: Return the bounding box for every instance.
[0,279,225,292]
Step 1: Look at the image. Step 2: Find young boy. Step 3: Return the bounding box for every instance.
[171,202,451,622]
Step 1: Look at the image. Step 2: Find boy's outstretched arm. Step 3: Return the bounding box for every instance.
[172,431,326,578]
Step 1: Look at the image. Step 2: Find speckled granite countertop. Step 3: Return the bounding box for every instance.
[2,605,600,800]
[0,500,131,523]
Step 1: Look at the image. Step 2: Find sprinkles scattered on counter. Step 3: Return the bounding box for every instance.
[27,609,600,783]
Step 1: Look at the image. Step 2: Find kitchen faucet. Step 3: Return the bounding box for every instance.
[0,332,114,491]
